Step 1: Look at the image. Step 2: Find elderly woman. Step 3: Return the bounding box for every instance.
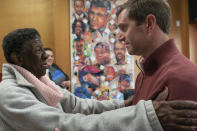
[0,28,197,131]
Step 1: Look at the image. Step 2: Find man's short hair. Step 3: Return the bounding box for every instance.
[113,40,125,50]
[116,0,171,34]
[94,42,110,52]
[74,0,84,6]
[72,19,86,34]
[119,74,130,83]
[89,0,111,16]
[2,28,40,64]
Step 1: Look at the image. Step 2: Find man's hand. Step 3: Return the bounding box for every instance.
[124,86,168,107]
[153,100,197,131]
[124,96,133,107]
[154,87,168,101]
[61,80,71,88]
[153,87,197,131]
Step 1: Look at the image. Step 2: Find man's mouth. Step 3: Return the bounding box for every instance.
[117,53,123,57]
[76,30,81,33]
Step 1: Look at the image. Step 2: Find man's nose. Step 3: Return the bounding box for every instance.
[118,33,125,42]
[92,14,96,21]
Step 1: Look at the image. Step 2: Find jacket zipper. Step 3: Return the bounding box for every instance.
[136,59,145,89]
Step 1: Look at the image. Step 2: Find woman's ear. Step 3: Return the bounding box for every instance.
[10,53,23,66]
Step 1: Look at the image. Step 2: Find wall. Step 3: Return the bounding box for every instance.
[0,0,54,72]
[168,0,197,64]
[189,24,197,63]
[168,0,190,58]
[53,0,71,78]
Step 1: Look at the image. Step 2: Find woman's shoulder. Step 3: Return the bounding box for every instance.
[52,63,60,69]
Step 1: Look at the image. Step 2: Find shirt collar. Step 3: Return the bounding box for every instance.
[137,39,180,75]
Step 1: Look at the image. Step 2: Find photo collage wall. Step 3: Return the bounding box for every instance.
[70,0,135,100]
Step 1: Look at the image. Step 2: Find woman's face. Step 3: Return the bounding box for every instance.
[45,50,54,66]
[20,38,48,78]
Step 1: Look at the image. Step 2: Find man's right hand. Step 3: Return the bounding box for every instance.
[153,100,197,131]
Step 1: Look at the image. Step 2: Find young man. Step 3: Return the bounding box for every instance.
[117,0,197,130]
[88,0,110,33]
[114,41,126,65]
[73,0,87,20]
[94,42,111,66]
[87,0,111,42]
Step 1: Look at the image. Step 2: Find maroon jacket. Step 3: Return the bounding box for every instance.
[132,39,197,105]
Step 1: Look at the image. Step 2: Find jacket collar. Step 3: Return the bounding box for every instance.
[2,64,34,87]
[137,39,180,75]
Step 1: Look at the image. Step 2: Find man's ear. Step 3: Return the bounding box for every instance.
[144,14,156,34]
[10,53,23,66]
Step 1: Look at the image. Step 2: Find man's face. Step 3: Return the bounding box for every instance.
[100,91,109,100]
[89,6,108,30]
[114,41,126,64]
[105,66,117,81]
[21,38,47,78]
[74,40,85,56]
[109,23,117,32]
[74,0,84,16]
[119,79,130,91]
[117,9,147,56]
[83,73,99,86]
[95,46,110,65]
[74,21,83,36]
[45,50,54,66]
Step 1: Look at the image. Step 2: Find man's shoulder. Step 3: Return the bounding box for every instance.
[164,58,197,86]
[167,54,197,75]
[51,63,62,71]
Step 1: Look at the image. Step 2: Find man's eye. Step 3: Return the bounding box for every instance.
[122,27,127,32]
[97,13,104,17]
[89,11,94,15]
[119,25,128,32]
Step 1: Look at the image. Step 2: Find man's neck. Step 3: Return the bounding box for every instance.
[143,30,169,60]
